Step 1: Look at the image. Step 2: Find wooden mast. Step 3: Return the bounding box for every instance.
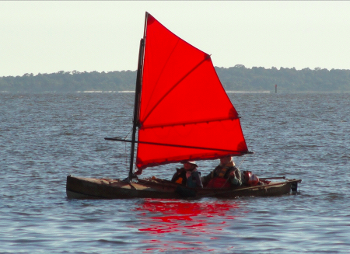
[128,13,147,180]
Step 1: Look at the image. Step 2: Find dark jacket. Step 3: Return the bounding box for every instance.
[171,168,203,188]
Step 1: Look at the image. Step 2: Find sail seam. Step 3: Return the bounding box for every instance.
[143,39,180,119]
[141,56,209,126]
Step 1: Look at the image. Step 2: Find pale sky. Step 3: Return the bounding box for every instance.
[1,1,350,77]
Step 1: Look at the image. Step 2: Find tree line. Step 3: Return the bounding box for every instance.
[1,66,350,93]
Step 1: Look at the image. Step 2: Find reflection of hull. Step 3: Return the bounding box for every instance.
[66,175,301,199]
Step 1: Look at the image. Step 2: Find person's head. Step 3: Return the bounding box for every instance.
[182,161,197,170]
[220,156,233,166]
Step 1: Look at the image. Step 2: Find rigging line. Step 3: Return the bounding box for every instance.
[124,140,128,167]
[143,39,180,117]
[141,55,210,125]
[237,154,247,170]
[123,124,134,167]
[236,138,253,169]
[124,128,133,139]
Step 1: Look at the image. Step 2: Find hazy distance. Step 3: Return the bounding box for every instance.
[1,1,350,77]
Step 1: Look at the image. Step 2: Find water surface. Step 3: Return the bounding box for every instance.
[1,93,349,253]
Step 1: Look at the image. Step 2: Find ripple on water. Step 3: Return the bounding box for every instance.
[1,93,350,253]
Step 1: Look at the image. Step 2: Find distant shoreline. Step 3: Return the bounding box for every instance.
[1,67,350,93]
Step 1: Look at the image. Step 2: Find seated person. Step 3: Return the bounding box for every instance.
[202,156,242,188]
[171,161,203,188]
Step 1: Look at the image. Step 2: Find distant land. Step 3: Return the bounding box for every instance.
[1,65,350,93]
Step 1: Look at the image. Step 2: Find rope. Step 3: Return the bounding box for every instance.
[124,141,128,166]
[220,176,231,189]
[124,128,133,167]
[237,154,247,170]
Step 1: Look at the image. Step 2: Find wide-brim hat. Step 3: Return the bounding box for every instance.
[182,161,198,167]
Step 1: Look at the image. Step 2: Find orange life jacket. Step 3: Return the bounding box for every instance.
[175,177,184,184]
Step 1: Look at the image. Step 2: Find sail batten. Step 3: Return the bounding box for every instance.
[106,137,250,154]
[141,116,240,130]
[136,13,249,170]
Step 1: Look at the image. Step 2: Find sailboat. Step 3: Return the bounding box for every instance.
[66,13,301,199]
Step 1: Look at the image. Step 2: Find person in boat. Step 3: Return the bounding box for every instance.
[202,156,242,188]
[171,161,203,188]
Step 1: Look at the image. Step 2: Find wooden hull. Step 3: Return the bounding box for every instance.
[66,175,301,199]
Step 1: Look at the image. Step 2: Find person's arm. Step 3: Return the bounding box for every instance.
[229,167,242,186]
[201,170,214,185]
[171,168,182,182]
[171,172,177,182]
[194,172,203,188]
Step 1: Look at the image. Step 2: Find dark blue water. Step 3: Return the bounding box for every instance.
[1,92,349,253]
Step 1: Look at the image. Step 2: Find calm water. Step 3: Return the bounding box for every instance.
[1,92,349,253]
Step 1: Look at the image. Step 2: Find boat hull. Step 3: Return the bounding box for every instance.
[66,175,301,199]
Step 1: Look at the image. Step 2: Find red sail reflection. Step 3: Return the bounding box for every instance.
[133,199,243,252]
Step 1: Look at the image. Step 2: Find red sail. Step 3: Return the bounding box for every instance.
[136,13,248,170]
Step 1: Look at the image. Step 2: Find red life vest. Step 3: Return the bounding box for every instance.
[207,177,231,189]
[206,166,233,189]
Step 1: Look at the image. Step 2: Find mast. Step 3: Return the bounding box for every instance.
[128,14,147,180]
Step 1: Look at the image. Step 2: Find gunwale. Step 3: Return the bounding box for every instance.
[66,175,301,199]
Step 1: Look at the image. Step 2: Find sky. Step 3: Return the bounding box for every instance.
[1,1,350,77]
